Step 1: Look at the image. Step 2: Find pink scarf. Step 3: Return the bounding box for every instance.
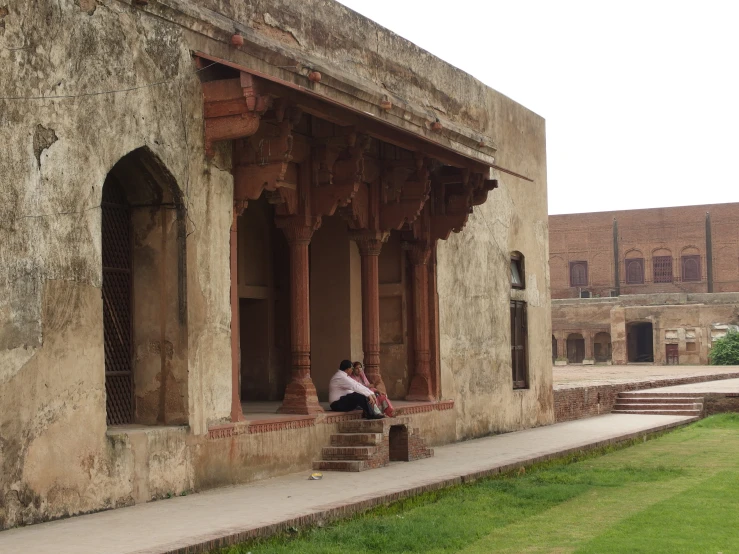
[352,368,371,387]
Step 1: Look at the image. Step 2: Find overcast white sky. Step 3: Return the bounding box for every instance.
[336,0,739,215]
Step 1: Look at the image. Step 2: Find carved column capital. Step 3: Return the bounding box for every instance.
[275,215,321,245]
[404,241,432,265]
[350,230,389,256]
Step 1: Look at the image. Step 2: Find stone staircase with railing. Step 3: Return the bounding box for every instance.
[612,391,704,416]
[313,416,433,472]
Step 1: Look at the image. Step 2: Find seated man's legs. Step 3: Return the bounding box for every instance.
[330,392,373,418]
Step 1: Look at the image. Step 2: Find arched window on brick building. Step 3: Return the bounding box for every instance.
[569,261,588,287]
[653,249,673,283]
[625,256,644,284]
[681,247,702,282]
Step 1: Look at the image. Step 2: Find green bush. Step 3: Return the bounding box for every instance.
[709,330,739,365]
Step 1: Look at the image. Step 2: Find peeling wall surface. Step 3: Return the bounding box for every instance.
[0,0,550,529]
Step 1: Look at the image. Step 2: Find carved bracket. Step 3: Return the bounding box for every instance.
[233,107,302,213]
[429,169,498,241]
[312,133,369,217]
[203,72,272,157]
[379,155,432,231]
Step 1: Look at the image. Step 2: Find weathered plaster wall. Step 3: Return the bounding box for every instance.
[0,0,232,528]
[1,0,551,529]
[437,100,553,438]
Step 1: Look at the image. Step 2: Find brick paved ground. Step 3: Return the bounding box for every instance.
[553,364,739,389]
[0,413,696,554]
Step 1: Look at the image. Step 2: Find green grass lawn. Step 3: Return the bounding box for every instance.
[219,414,739,554]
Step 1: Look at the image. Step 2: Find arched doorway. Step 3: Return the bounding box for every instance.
[627,322,654,363]
[566,333,585,364]
[102,148,188,426]
[552,335,558,363]
[593,332,612,363]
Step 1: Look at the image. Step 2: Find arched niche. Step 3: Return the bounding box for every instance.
[102,147,189,426]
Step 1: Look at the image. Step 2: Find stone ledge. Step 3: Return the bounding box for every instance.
[207,401,455,438]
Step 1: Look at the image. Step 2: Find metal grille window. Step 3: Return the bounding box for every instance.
[102,177,134,426]
[653,256,673,283]
[569,261,588,287]
[625,258,644,284]
[682,255,701,281]
[510,300,528,389]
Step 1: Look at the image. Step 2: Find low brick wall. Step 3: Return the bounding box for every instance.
[554,372,739,422]
[703,393,739,416]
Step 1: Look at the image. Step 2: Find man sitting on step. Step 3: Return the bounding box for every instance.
[329,359,385,419]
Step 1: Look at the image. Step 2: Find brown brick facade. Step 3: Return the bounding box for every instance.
[549,203,739,299]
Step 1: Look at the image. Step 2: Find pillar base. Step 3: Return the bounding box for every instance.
[277,380,324,414]
[406,375,434,402]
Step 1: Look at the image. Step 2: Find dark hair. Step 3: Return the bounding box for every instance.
[353,361,362,368]
[339,359,353,371]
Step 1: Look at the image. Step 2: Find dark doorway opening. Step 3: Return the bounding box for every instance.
[627,322,654,363]
[238,197,290,403]
[666,344,679,365]
[552,335,558,363]
[566,333,585,364]
[389,425,409,462]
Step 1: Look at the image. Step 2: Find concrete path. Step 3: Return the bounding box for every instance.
[554,364,739,389]
[0,413,696,554]
[630,377,739,394]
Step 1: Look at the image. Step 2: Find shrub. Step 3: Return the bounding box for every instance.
[709,330,739,365]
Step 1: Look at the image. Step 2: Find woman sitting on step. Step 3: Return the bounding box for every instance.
[352,361,395,417]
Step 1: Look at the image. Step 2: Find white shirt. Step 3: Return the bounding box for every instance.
[328,370,374,404]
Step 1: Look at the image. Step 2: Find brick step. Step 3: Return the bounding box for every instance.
[312,460,368,472]
[339,419,386,434]
[612,409,702,416]
[330,432,383,446]
[618,393,703,400]
[614,402,702,410]
[616,396,704,404]
[321,446,377,460]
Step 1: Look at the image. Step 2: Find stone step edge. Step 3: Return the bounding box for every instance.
[611,410,701,416]
[312,460,369,472]
[614,405,702,410]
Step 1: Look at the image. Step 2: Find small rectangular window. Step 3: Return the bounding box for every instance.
[653,256,673,283]
[510,300,528,389]
[686,342,697,352]
[511,255,524,289]
[682,255,701,281]
[569,261,588,287]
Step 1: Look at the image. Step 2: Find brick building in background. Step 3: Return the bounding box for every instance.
[550,203,739,366]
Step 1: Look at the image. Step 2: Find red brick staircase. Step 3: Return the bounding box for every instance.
[313,416,433,472]
[612,392,704,416]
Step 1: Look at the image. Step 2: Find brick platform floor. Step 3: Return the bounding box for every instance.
[554,364,739,389]
[0,414,696,554]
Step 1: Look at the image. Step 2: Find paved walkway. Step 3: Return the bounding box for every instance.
[631,377,739,395]
[553,364,739,389]
[0,413,696,554]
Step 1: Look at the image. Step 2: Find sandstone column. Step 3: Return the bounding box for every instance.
[276,215,323,414]
[230,203,246,422]
[351,231,388,393]
[584,330,594,361]
[406,242,434,401]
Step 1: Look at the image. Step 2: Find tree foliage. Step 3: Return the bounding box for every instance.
[709,330,739,365]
